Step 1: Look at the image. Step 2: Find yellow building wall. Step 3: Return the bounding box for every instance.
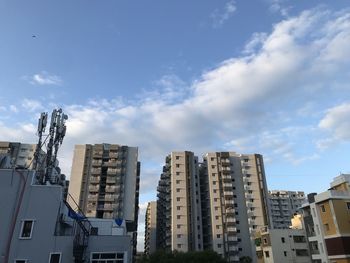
[330,258,350,263]
[332,199,350,234]
[318,200,337,236]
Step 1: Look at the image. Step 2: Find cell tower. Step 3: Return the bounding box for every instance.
[33,108,68,184]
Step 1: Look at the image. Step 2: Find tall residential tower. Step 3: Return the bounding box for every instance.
[68,143,140,258]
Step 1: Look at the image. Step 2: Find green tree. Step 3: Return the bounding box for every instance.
[137,250,227,263]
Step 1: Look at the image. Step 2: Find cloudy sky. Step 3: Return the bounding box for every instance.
[1,0,350,250]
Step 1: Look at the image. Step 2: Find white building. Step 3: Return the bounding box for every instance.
[0,168,133,263]
[255,227,311,263]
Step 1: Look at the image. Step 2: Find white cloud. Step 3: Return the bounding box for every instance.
[211,0,237,27]
[10,105,19,113]
[21,99,44,112]
[319,103,350,141]
[29,71,62,86]
[269,0,291,17]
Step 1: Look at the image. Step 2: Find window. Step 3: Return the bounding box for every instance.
[177,225,181,229]
[176,188,180,192]
[177,206,181,210]
[15,260,27,263]
[176,180,180,184]
[217,234,221,238]
[20,220,34,239]
[176,156,180,160]
[212,173,216,177]
[176,164,180,168]
[91,252,124,263]
[281,237,285,243]
[177,215,181,219]
[324,224,329,232]
[217,244,222,248]
[347,202,350,210]
[176,172,180,175]
[263,238,267,244]
[293,235,306,243]
[320,205,326,212]
[295,249,309,256]
[49,253,61,263]
[177,234,181,238]
[177,244,182,249]
[264,251,270,258]
[177,197,181,201]
[216,225,220,229]
[211,165,215,169]
[283,251,287,257]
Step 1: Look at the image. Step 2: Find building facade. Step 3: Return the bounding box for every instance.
[0,141,44,169]
[301,174,350,263]
[156,151,203,252]
[269,190,306,229]
[68,143,140,259]
[144,201,157,255]
[0,168,133,263]
[255,227,311,263]
[155,151,270,262]
[200,152,255,262]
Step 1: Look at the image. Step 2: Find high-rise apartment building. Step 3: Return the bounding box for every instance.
[200,152,255,262]
[0,141,44,169]
[301,174,350,263]
[155,151,270,262]
[156,151,203,252]
[269,190,306,229]
[144,201,157,255]
[239,154,271,234]
[68,143,140,258]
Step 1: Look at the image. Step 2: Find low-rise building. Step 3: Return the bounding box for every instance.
[0,168,133,263]
[301,174,350,263]
[255,227,311,263]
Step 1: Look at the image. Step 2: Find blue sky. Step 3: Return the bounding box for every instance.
[1,0,350,250]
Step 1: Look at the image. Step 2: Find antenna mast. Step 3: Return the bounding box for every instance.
[34,108,68,184]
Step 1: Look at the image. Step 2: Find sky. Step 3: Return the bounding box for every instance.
[1,0,350,251]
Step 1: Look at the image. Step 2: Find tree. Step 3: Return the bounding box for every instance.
[239,256,252,263]
[137,250,227,263]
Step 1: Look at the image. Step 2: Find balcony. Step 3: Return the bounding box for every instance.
[224,191,233,196]
[225,199,234,205]
[89,177,100,184]
[93,151,103,157]
[228,245,238,251]
[107,168,120,175]
[103,204,117,211]
[89,186,99,192]
[105,186,118,193]
[92,160,102,167]
[88,194,98,201]
[91,168,101,174]
[226,218,236,223]
[227,236,238,242]
[106,177,116,184]
[105,195,116,201]
[105,161,118,167]
[109,152,119,158]
[223,183,232,188]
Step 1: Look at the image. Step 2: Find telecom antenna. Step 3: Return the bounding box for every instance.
[34,108,68,184]
[33,112,48,170]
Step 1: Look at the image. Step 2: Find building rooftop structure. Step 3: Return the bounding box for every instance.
[0,168,133,263]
